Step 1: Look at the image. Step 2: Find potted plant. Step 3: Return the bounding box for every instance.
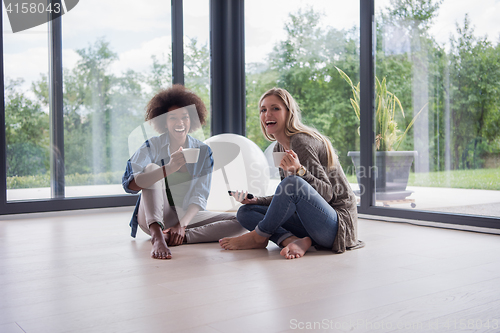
[336,67,424,200]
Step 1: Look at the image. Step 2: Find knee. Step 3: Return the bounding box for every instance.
[236,205,258,230]
[236,204,251,223]
[277,175,308,194]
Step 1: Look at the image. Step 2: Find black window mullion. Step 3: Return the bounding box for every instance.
[359,0,375,210]
[210,0,245,135]
[48,1,65,199]
[0,6,6,207]
[172,0,184,85]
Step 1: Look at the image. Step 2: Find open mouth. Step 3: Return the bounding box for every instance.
[265,121,277,127]
[174,127,186,133]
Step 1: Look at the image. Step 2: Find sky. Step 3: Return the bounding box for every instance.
[2,0,500,92]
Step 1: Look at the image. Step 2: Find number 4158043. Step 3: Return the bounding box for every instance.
[5,2,61,14]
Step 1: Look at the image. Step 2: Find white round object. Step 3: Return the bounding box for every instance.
[204,134,270,212]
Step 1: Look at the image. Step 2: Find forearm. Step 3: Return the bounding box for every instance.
[133,164,173,190]
[179,204,200,227]
[256,195,273,206]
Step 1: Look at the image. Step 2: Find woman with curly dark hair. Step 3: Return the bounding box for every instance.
[123,85,245,259]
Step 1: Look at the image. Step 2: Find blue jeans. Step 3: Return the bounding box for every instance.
[237,176,338,248]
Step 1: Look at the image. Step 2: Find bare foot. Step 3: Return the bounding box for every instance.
[151,236,172,259]
[150,223,172,259]
[219,230,268,250]
[279,235,300,248]
[280,237,312,259]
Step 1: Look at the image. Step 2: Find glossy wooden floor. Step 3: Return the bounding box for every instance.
[1,208,500,333]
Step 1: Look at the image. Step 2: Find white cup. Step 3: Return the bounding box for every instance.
[182,148,200,163]
[272,152,287,167]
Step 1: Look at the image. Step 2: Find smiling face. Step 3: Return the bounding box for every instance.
[166,106,191,146]
[260,94,289,137]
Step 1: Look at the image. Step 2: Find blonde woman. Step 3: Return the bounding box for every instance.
[219,88,364,258]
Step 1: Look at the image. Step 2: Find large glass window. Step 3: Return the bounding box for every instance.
[4,7,50,201]
[60,0,172,198]
[245,1,361,192]
[367,0,500,218]
[3,0,499,226]
[184,0,210,138]
[3,1,172,202]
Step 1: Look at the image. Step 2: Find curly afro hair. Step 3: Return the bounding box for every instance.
[145,84,208,133]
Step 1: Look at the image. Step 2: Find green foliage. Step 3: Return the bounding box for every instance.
[252,7,361,168]
[5,78,49,177]
[184,37,211,139]
[382,0,443,32]
[374,1,500,170]
[7,173,49,189]
[147,54,172,94]
[5,79,49,146]
[349,167,500,190]
[408,168,500,190]
[6,143,48,177]
[7,171,123,189]
[446,15,500,169]
[6,36,214,189]
[65,171,123,186]
[337,68,424,151]
[245,65,279,151]
[8,37,161,186]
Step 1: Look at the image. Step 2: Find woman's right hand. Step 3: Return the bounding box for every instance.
[232,191,258,205]
[167,147,186,173]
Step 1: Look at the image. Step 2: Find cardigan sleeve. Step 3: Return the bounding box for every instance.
[290,134,335,203]
[256,195,273,206]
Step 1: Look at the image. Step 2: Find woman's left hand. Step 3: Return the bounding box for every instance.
[280,150,301,174]
[164,223,186,246]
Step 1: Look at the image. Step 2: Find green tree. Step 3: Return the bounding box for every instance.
[382,0,443,33]
[5,78,49,177]
[377,0,445,173]
[263,7,360,169]
[73,38,118,175]
[245,64,279,150]
[449,15,500,169]
[32,38,147,177]
[147,53,172,94]
[184,37,211,138]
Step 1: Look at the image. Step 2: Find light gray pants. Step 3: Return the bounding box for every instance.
[137,164,246,243]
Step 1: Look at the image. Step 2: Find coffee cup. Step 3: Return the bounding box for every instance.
[182,148,200,163]
[272,152,287,167]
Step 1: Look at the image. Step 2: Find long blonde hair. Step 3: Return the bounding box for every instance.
[259,88,338,170]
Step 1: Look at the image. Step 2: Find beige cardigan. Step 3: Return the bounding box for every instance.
[256,133,364,253]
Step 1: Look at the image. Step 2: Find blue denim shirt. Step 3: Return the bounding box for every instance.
[122,133,213,237]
